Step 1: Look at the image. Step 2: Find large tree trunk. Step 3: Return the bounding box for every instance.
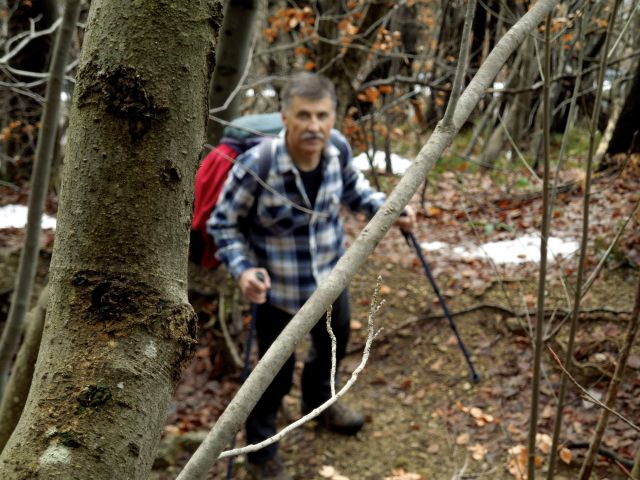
[0,0,220,478]
[206,0,262,145]
[605,60,640,156]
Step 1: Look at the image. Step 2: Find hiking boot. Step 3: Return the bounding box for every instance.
[303,400,364,435]
[246,455,292,480]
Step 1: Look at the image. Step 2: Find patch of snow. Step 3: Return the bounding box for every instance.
[421,235,579,265]
[0,204,56,230]
[144,341,158,359]
[352,151,413,175]
[39,445,71,465]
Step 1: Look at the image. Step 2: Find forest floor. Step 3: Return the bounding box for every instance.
[1,158,639,480]
[152,161,640,479]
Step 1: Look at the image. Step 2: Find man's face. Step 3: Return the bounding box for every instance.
[281,95,336,160]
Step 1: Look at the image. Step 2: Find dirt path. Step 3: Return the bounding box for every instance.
[155,250,638,480]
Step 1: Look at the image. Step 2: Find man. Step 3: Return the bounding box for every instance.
[209,72,414,480]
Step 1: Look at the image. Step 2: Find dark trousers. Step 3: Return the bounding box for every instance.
[245,290,351,464]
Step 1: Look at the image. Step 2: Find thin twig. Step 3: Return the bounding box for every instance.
[528,12,553,478]
[218,281,384,460]
[442,0,476,127]
[326,305,337,397]
[547,347,640,433]
[218,295,242,369]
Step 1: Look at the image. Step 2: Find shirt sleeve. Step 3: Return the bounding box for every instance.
[206,149,261,279]
[337,134,386,218]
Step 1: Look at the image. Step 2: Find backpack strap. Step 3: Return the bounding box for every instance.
[245,137,274,221]
[329,129,350,171]
[256,137,273,184]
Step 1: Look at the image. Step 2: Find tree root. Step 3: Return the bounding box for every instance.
[346,303,632,355]
[565,441,634,470]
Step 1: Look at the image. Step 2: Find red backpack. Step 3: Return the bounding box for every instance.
[190,139,275,268]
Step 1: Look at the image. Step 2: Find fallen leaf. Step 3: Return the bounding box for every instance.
[536,433,552,455]
[430,358,444,371]
[627,354,640,369]
[470,407,483,419]
[350,320,363,330]
[319,465,336,478]
[427,444,440,454]
[559,447,572,464]
[468,443,488,461]
[456,432,470,445]
[384,469,422,480]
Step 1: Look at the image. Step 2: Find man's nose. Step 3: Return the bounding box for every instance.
[308,116,320,130]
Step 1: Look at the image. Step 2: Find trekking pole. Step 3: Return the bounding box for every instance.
[225,273,262,479]
[401,230,481,383]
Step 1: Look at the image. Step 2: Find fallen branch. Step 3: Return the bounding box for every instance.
[565,442,633,470]
[347,303,633,355]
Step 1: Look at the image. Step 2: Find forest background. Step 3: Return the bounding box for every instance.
[0,0,639,479]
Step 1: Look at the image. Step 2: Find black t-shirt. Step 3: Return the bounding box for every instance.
[297,162,323,208]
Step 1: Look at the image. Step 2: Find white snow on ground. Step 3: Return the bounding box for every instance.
[0,204,56,230]
[421,235,579,265]
[352,150,413,175]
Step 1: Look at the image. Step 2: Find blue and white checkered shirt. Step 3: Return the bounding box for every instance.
[208,129,385,314]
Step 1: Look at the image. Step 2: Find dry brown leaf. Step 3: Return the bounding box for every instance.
[559,447,572,464]
[427,444,440,454]
[470,407,483,419]
[350,320,363,330]
[507,445,528,480]
[456,432,470,445]
[536,433,552,455]
[468,443,488,461]
[384,469,422,480]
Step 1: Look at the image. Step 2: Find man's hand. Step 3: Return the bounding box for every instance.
[395,205,416,232]
[239,268,271,304]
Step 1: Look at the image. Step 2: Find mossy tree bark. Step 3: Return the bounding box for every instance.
[0,0,221,478]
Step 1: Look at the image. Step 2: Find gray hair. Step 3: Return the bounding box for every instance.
[280,72,337,111]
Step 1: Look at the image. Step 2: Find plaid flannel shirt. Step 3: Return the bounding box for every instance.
[208,129,385,314]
